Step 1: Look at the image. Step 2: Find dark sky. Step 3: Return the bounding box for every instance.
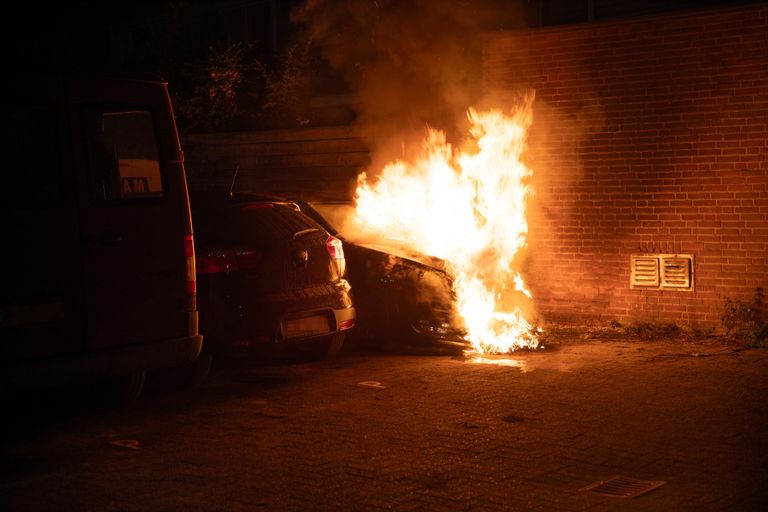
[6,0,754,133]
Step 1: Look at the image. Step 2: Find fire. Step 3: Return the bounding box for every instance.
[351,97,540,354]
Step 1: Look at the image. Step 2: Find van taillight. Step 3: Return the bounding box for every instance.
[198,248,263,274]
[184,235,197,310]
[326,235,346,276]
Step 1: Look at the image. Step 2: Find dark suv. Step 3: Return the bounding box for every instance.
[191,192,355,361]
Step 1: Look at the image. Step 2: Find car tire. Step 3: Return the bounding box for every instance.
[323,333,345,358]
[286,333,345,363]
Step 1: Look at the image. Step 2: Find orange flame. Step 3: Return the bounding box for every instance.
[353,97,539,354]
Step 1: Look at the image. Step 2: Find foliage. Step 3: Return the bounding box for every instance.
[259,41,313,128]
[540,319,720,344]
[611,320,714,341]
[625,322,683,341]
[173,44,267,134]
[721,288,768,348]
[172,39,316,134]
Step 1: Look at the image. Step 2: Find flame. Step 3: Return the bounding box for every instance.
[352,97,539,354]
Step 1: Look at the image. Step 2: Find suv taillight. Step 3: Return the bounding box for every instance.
[326,235,346,276]
[184,235,196,311]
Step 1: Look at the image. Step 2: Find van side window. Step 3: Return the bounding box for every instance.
[0,103,60,203]
[85,108,164,201]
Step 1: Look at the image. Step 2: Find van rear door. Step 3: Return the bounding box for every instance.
[0,78,85,362]
[68,78,191,350]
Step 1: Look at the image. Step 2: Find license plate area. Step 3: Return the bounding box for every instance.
[281,313,331,339]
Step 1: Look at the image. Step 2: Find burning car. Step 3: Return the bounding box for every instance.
[190,191,356,362]
[294,200,469,354]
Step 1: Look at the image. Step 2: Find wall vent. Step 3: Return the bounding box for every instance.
[631,254,693,291]
[630,256,659,288]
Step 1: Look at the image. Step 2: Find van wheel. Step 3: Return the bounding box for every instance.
[120,370,147,404]
[172,352,213,389]
[97,370,146,406]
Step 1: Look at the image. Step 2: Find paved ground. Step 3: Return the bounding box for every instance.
[2,335,767,511]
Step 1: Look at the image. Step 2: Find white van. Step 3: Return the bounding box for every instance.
[1,75,203,400]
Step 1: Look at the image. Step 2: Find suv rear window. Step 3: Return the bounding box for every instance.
[197,202,324,246]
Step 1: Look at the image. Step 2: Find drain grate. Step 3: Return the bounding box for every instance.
[581,475,667,498]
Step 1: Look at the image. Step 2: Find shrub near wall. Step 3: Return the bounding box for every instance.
[483,4,767,328]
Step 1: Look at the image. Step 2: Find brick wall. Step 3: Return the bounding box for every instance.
[183,125,372,201]
[483,4,767,328]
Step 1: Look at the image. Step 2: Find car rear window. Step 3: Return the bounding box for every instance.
[196,202,325,246]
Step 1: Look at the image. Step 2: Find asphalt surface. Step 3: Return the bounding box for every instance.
[2,335,767,511]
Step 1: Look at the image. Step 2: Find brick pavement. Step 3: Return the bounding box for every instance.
[2,337,767,511]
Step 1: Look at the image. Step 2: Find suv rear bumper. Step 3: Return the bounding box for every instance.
[276,305,356,345]
[334,305,356,327]
[1,334,203,391]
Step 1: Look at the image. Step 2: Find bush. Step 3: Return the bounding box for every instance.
[625,322,682,341]
[721,288,768,348]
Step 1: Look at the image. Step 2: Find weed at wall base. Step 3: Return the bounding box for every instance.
[721,288,767,348]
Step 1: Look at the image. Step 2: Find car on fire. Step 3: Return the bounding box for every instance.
[294,199,469,354]
[190,191,356,362]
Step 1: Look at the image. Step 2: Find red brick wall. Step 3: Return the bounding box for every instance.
[184,125,371,201]
[483,4,767,328]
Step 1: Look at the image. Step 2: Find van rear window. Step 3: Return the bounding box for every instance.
[85,108,164,201]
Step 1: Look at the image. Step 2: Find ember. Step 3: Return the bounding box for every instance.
[351,95,540,354]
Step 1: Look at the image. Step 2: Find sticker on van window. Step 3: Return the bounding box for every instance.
[118,159,162,197]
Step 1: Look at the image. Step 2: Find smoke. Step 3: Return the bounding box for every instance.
[292,0,526,150]
[292,2,545,348]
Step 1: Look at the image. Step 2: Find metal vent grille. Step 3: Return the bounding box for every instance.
[631,256,659,288]
[631,254,694,291]
[581,475,667,498]
[661,257,692,288]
